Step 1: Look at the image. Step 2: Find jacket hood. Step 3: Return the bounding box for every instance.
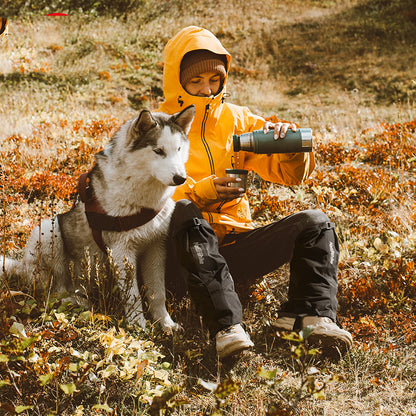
[160,26,231,114]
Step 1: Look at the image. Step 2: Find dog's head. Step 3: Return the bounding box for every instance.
[129,105,194,186]
[99,106,194,188]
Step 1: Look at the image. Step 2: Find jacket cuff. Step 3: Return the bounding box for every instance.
[192,175,219,203]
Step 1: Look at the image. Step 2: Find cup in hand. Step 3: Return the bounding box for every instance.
[226,169,248,192]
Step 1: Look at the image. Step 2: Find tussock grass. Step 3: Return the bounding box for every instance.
[1,1,416,415]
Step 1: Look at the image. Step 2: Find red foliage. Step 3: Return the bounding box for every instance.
[343,312,416,345]
[360,119,416,169]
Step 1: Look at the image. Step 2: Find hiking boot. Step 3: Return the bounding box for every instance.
[272,315,353,355]
[271,315,296,331]
[215,324,254,359]
[302,316,353,354]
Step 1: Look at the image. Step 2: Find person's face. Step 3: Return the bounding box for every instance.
[184,71,222,97]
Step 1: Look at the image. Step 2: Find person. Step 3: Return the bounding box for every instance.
[157,26,352,359]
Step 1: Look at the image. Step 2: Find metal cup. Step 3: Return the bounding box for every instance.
[226,169,248,192]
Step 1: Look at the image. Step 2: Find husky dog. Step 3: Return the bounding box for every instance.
[2,105,195,331]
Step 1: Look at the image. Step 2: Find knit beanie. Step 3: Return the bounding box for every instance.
[180,49,227,87]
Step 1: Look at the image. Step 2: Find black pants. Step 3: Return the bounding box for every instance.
[166,200,339,336]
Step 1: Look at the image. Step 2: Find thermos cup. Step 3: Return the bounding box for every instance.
[225,169,248,191]
[233,128,313,154]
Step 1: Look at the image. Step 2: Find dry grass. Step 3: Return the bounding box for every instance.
[1,0,415,138]
[1,0,416,415]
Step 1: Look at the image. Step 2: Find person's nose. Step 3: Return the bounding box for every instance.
[200,81,212,96]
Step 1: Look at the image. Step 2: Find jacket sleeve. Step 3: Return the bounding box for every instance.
[172,175,220,208]
[235,106,316,186]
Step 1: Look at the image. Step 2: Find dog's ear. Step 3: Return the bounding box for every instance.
[132,110,157,137]
[94,149,107,163]
[172,105,195,135]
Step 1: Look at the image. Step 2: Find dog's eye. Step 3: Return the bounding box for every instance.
[153,147,166,156]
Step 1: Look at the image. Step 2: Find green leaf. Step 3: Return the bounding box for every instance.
[257,367,278,380]
[292,344,303,358]
[9,322,27,338]
[0,380,11,388]
[214,379,240,399]
[15,405,34,414]
[307,348,321,356]
[313,389,326,400]
[39,373,54,386]
[28,352,40,363]
[0,353,9,363]
[69,363,79,372]
[78,311,92,321]
[19,335,40,350]
[330,374,346,382]
[99,364,117,378]
[11,355,26,362]
[280,331,302,342]
[60,382,76,395]
[92,404,113,412]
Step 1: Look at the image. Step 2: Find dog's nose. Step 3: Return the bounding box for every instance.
[172,174,186,185]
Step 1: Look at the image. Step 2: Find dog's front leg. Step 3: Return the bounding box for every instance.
[141,241,181,333]
[111,248,147,328]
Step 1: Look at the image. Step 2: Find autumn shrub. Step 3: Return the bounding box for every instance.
[0,293,178,415]
[360,118,416,169]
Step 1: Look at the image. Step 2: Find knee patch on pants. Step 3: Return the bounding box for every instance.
[182,217,222,275]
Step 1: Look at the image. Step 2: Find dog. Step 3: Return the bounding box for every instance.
[2,105,195,331]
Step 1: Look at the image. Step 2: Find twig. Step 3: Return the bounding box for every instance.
[6,362,22,397]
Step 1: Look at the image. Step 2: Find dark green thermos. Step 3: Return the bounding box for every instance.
[233,128,313,154]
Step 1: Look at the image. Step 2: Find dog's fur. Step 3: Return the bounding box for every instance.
[1,105,195,331]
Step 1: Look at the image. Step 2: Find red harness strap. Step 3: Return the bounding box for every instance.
[78,171,161,253]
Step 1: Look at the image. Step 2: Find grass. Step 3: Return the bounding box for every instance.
[1,0,416,414]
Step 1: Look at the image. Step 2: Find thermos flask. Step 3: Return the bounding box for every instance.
[233,128,313,154]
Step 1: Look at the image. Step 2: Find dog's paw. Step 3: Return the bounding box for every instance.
[160,316,183,334]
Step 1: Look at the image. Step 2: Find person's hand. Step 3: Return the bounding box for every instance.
[213,176,245,201]
[263,121,297,140]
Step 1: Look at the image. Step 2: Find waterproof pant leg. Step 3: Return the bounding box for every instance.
[166,199,243,336]
[219,209,339,322]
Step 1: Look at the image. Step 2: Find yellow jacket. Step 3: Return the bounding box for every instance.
[158,26,315,243]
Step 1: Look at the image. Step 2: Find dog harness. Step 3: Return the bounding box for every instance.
[77,171,161,253]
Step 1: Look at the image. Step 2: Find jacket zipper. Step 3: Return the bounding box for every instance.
[201,101,223,215]
[216,201,225,213]
[201,103,215,175]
